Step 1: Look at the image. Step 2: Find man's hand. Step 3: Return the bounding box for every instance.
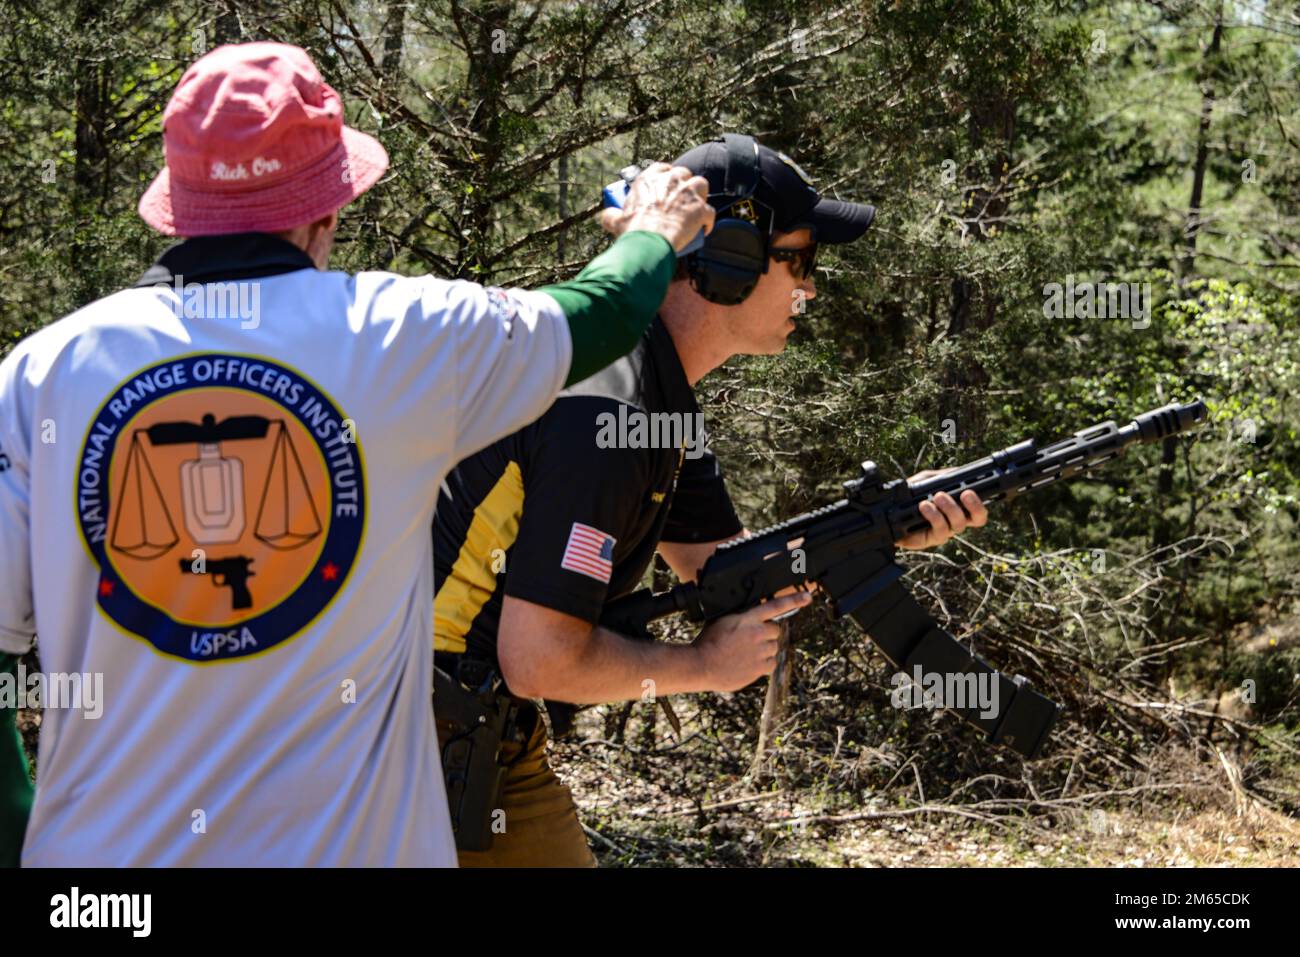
[896,470,988,550]
[600,162,715,253]
[692,591,812,692]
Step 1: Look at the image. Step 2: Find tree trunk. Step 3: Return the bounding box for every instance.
[556,154,569,264]
[71,0,109,306]
[942,91,1016,446]
[381,0,406,76]
[72,10,106,211]
[1151,1,1225,658]
[212,2,241,46]
[453,0,514,279]
[1177,0,1225,284]
[749,623,793,781]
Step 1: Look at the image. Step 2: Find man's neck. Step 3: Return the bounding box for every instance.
[659,282,733,386]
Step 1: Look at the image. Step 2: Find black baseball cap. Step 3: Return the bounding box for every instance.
[672,134,876,244]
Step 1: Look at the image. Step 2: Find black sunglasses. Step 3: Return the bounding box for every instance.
[769,242,819,280]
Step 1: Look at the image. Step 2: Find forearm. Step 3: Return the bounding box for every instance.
[540,230,675,387]
[658,530,749,583]
[519,627,712,704]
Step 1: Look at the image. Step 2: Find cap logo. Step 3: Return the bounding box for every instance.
[730,198,759,223]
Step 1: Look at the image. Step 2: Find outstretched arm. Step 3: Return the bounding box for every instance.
[543,163,714,386]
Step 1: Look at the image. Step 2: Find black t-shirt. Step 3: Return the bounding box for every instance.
[432,315,742,666]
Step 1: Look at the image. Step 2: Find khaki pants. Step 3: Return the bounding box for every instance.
[436,708,596,868]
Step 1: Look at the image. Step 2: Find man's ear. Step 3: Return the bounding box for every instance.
[312,210,339,238]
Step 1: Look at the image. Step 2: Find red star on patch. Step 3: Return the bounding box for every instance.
[321,562,340,583]
[98,578,114,597]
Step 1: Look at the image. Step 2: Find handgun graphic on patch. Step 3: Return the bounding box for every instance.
[178,555,255,610]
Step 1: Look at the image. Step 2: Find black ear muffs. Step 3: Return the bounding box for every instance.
[686,219,766,306]
[682,132,767,306]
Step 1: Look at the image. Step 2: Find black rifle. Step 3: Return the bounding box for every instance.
[600,400,1207,760]
[178,556,256,610]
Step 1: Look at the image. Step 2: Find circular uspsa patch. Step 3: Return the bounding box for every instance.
[76,354,365,661]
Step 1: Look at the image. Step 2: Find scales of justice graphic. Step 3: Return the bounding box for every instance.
[108,412,324,611]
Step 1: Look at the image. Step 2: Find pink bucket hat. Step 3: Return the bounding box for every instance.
[139,42,389,236]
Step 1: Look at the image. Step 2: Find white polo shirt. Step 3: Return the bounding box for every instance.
[0,235,571,866]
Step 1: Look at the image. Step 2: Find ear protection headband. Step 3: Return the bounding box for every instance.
[685,134,769,307]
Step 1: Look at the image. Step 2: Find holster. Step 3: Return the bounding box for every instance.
[433,658,523,852]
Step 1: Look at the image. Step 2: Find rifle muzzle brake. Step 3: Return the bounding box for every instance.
[1132,400,1207,442]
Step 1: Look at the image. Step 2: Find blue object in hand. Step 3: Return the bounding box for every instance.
[602,166,706,258]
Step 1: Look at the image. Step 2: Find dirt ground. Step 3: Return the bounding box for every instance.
[550,706,1300,868]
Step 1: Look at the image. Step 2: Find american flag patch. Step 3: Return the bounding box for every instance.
[560,522,616,583]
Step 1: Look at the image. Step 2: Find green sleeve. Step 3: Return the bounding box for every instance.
[540,230,676,387]
[0,653,32,868]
